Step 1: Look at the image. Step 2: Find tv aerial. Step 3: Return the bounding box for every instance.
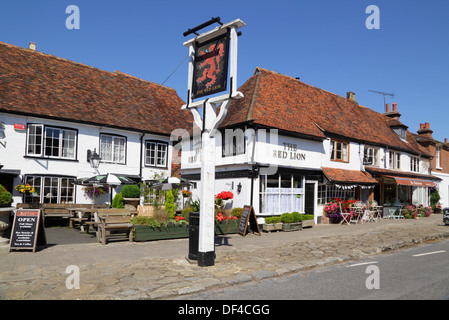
[369,90,394,111]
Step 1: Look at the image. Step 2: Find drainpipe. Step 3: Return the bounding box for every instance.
[139,132,145,179]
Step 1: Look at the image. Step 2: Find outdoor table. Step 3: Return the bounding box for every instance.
[68,208,99,232]
[383,206,401,219]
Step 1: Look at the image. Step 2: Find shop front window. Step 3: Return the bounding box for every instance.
[260,174,304,214]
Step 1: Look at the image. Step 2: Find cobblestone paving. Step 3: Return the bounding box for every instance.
[1,215,448,300]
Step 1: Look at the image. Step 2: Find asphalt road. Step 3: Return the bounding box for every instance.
[180,238,449,300]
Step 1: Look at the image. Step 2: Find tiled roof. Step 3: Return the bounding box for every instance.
[0,41,190,135]
[221,67,430,156]
[321,167,378,185]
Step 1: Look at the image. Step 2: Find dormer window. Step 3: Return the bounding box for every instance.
[393,127,406,140]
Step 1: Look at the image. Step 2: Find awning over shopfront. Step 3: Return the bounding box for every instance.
[321,167,378,185]
[365,166,441,186]
[384,176,435,187]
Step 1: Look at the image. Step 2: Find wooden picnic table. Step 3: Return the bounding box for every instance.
[68,207,101,233]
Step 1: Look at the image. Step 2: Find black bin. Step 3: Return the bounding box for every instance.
[443,208,449,225]
[188,212,200,260]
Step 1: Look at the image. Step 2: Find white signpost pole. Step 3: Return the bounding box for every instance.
[182,19,245,266]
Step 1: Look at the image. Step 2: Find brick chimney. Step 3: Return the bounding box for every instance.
[445,138,448,144]
[383,102,401,119]
[346,91,356,101]
[417,122,433,139]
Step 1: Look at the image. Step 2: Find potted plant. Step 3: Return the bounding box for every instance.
[121,185,141,208]
[281,212,302,231]
[263,216,282,232]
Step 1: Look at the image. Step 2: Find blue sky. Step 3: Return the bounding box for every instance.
[1,0,448,141]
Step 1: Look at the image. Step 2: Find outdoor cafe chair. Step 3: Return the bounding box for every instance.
[351,206,365,224]
[338,203,351,225]
[371,201,383,222]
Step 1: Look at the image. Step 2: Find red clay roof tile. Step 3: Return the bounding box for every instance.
[0,41,190,135]
[222,67,430,157]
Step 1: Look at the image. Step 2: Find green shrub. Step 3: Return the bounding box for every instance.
[181,207,192,222]
[111,192,124,208]
[231,207,243,219]
[130,216,160,228]
[121,185,141,198]
[0,185,12,208]
[301,214,314,221]
[186,197,200,212]
[280,212,294,224]
[165,190,175,219]
[265,216,281,224]
[291,212,301,223]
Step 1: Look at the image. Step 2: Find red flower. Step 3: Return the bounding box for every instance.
[216,191,234,200]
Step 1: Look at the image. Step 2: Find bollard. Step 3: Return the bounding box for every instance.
[188,212,200,260]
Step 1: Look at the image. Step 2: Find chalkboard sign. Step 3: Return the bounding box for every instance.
[10,209,47,252]
[443,208,449,225]
[238,205,261,237]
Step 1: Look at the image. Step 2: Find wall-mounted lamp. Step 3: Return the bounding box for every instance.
[87,148,101,169]
[237,182,242,194]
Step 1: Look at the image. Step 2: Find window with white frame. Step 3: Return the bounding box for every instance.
[330,139,349,162]
[23,175,75,204]
[363,146,379,166]
[259,174,304,214]
[436,146,441,169]
[26,124,77,160]
[145,141,168,167]
[389,151,401,169]
[393,127,406,140]
[317,184,355,204]
[100,134,126,164]
[410,156,420,172]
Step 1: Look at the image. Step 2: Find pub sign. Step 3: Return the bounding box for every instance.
[191,33,230,99]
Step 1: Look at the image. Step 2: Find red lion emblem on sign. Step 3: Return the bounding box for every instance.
[196,42,224,88]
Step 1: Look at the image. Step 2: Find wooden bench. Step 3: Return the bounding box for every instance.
[96,209,134,245]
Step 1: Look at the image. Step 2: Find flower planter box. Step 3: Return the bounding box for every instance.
[282,222,302,231]
[301,219,314,228]
[134,224,189,241]
[134,220,240,241]
[262,222,283,232]
[215,220,239,235]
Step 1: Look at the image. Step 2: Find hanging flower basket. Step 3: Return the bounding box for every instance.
[83,186,109,198]
[14,183,35,194]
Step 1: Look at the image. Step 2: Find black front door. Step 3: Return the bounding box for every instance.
[305,183,315,216]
